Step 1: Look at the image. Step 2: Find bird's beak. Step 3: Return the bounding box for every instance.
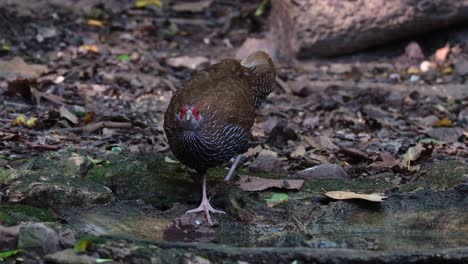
[185,110,193,121]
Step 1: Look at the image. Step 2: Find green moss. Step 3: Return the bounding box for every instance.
[0,168,13,184]
[419,160,468,189]
[0,204,56,226]
[302,178,391,195]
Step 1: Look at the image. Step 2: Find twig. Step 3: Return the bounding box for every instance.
[61,121,133,133]
[0,11,24,47]
[275,76,292,94]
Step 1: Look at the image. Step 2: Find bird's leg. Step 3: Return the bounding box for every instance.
[186,174,225,225]
[224,155,241,181]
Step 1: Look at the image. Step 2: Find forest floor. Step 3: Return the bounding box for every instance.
[0,1,467,263]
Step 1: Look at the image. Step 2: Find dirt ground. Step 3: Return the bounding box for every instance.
[0,1,467,263]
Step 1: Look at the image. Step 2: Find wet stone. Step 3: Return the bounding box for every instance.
[18,223,60,256]
[44,249,97,264]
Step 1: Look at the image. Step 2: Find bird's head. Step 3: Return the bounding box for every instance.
[176,104,203,129]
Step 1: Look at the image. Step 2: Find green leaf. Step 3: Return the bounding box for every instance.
[255,0,270,17]
[0,249,26,260]
[291,261,298,264]
[96,259,113,263]
[116,54,130,61]
[265,193,290,207]
[74,239,92,253]
[419,138,439,144]
[164,156,178,163]
[111,146,123,153]
[87,156,105,165]
[2,43,10,51]
[135,0,162,8]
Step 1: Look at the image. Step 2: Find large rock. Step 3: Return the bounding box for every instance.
[269,0,468,58]
[17,223,60,256]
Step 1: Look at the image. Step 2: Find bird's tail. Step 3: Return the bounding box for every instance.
[241,51,276,108]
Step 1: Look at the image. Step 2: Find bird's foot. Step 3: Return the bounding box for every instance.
[186,198,225,226]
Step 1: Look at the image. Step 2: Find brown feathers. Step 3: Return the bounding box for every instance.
[163,51,276,173]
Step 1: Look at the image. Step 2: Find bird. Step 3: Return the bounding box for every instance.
[163,51,276,225]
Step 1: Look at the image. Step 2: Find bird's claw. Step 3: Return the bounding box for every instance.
[185,197,225,225]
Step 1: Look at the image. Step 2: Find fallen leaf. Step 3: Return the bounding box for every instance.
[79,44,99,53]
[87,19,104,27]
[165,156,178,163]
[244,145,263,158]
[166,56,209,70]
[265,193,289,207]
[0,57,48,80]
[255,0,270,16]
[434,44,450,63]
[116,54,130,61]
[135,0,163,8]
[297,164,349,179]
[59,106,79,125]
[319,136,339,151]
[435,117,453,127]
[96,259,113,263]
[249,149,282,173]
[402,143,424,169]
[2,43,10,51]
[83,112,94,124]
[172,0,213,12]
[0,131,17,140]
[26,117,38,128]
[407,66,422,75]
[74,239,91,253]
[290,145,306,158]
[237,175,304,192]
[324,191,387,202]
[442,66,454,75]
[369,152,398,169]
[0,249,26,260]
[426,127,463,143]
[12,115,26,126]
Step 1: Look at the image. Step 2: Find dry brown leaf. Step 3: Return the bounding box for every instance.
[237,175,304,192]
[59,106,79,125]
[244,145,263,158]
[370,152,398,169]
[319,136,339,151]
[402,143,424,169]
[172,0,213,12]
[166,56,209,70]
[87,19,104,27]
[324,191,387,202]
[434,44,450,63]
[12,115,26,126]
[290,145,306,158]
[79,44,100,53]
[435,117,453,127]
[0,57,48,80]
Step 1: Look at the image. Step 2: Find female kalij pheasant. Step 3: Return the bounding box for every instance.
[164,51,275,225]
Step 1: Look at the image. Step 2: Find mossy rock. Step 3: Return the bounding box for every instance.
[0,204,56,226]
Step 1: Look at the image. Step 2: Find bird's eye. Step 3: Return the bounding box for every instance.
[192,107,200,120]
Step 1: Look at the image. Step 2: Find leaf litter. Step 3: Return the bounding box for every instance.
[0,0,466,225]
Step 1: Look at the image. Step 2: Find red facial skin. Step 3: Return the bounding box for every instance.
[180,105,188,119]
[192,107,200,121]
[179,105,200,121]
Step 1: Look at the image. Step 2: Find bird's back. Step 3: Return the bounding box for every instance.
[167,59,255,131]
